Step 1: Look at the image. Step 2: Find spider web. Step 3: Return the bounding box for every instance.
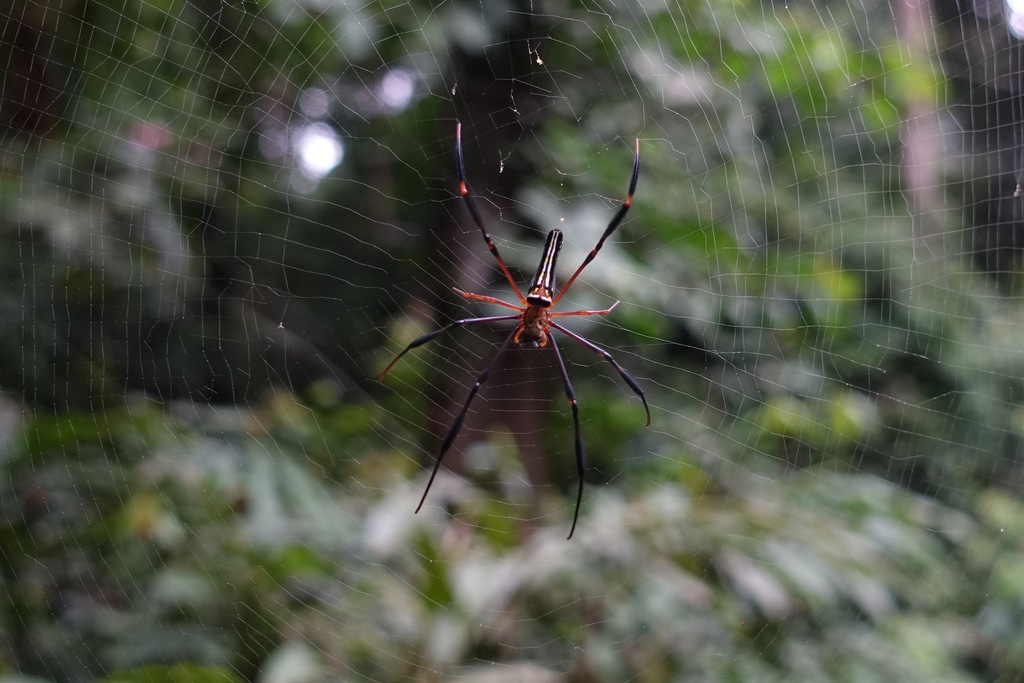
[2,0,1023,680]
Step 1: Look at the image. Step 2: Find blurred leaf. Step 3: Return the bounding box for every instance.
[102,663,242,683]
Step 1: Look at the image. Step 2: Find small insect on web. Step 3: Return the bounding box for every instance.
[379,122,651,539]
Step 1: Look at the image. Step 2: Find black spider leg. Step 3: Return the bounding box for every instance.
[548,332,585,540]
[415,327,519,514]
[378,314,521,381]
[551,137,640,307]
[550,321,651,426]
[455,122,527,303]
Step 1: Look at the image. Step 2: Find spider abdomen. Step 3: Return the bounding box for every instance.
[525,229,563,307]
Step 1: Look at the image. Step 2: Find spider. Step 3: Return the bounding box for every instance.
[379,122,650,539]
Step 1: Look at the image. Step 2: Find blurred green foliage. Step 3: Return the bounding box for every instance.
[1,0,1024,681]
[1,396,1021,681]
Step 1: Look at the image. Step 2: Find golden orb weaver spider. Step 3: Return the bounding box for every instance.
[379,122,650,539]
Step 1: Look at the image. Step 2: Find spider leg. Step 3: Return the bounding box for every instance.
[456,122,528,305]
[416,327,519,514]
[550,321,651,426]
[551,138,640,307]
[452,287,523,312]
[378,314,521,381]
[548,332,585,540]
[550,301,620,318]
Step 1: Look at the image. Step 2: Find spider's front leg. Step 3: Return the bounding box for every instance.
[550,321,650,425]
[415,327,520,513]
[547,332,586,539]
[378,314,521,381]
